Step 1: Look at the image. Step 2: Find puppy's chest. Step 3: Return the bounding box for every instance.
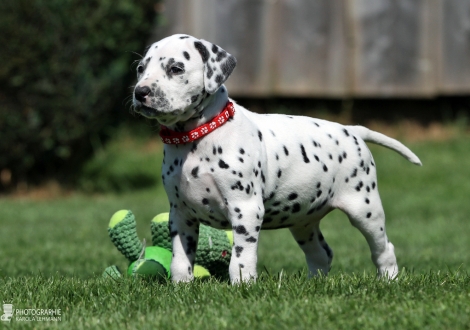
[162,147,233,226]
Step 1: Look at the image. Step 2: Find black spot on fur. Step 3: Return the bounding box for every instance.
[300,144,310,163]
[277,169,282,178]
[288,193,298,200]
[292,203,301,213]
[206,65,214,79]
[343,128,350,136]
[216,50,227,62]
[218,159,229,169]
[246,236,257,243]
[234,225,247,235]
[323,164,328,172]
[221,57,236,75]
[355,181,364,191]
[351,168,358,178]
[239,148,245,154]
[366,212,372,218]
[183,51,190,60]
[191,166,199,178]
[215,74,223,84]
[283,146,289,156]
[231,181,243,190]
[194,41,209,62]
[235,246,244,257]
[258,130,263,141]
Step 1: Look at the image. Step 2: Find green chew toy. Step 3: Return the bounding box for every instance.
[150,212,233,277]
[103,210,232,281]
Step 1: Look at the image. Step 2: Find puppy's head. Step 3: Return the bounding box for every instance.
[132,34,236,125]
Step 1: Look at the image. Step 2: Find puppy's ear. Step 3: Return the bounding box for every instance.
[193,39,237,94]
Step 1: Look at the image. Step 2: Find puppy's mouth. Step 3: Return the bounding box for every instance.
[133,102,185,126]
[133,103,162,119]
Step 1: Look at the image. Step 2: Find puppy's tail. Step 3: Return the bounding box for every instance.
[347,125,422,166]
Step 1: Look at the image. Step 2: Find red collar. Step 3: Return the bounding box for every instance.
[159,102,235,144]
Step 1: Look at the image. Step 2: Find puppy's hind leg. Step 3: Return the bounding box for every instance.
[290,223,333,277]
[339,192,398,279]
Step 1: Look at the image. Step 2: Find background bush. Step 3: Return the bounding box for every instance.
[0,0,160,190]
[79,128,164,193]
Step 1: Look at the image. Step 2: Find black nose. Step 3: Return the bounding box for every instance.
[134,86,151,102]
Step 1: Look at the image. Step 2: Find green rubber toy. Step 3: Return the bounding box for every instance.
[103,210,233,281]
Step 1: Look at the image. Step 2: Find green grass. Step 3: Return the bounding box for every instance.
[1,137,470,329]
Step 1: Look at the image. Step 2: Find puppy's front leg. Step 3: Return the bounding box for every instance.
[229,203,263,284]
[169,211,199,282]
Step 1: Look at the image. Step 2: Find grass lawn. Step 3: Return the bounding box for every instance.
[1,136,469,329]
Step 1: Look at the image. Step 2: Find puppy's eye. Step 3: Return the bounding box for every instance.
[170,66,184,74]
[137,65,144,74]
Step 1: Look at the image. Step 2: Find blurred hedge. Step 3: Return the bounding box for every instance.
[0,0,160,189]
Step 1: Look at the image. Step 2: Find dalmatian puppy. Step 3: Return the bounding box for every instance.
[132,34,421,283]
